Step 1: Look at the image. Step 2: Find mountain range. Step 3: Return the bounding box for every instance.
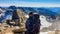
[0,6,60,23]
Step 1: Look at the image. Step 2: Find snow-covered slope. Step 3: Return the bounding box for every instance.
[40,15,52,29]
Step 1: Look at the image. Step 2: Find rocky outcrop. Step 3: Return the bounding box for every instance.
[17,9,27,28]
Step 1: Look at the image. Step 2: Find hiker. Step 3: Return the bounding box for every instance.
[25,12,33,34]
[25,12,41,34]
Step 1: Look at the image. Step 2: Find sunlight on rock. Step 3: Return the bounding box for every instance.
[5,33,14,34]
[25,15,29,18]
[40,32,48,34]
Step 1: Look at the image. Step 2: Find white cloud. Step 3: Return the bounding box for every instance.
[0,2,60,7]
[19,2,60,7]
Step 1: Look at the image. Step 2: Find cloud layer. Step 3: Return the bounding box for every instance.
[0,1,60,7]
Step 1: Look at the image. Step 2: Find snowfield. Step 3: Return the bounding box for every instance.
[40,15,52,29]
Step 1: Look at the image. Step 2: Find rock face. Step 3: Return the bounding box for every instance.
[17,9,27,23]
[17,9,27,28]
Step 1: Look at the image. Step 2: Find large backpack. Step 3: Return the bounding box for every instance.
[33,13,40,24]
[32,13,41,34]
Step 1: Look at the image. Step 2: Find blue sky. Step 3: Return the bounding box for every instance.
[0,0,60,7]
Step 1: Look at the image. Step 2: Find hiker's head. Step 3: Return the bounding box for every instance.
[29,12,33,17]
